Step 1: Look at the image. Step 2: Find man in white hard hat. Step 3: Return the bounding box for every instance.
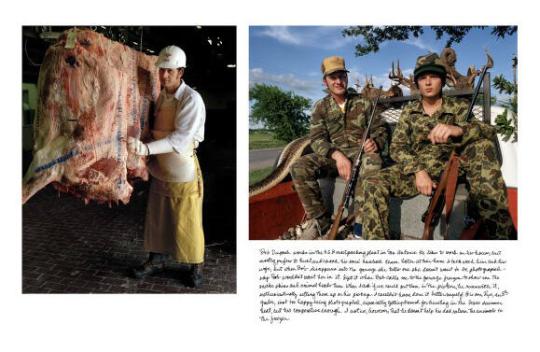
[128,45,206,287]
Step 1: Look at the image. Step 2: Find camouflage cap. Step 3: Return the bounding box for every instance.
[321,56,349,76]
[414,53,446,82]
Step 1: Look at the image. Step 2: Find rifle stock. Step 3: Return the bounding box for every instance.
[327,203,345,240]
[421,151,456,240]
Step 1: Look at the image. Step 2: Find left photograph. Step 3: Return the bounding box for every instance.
[22,26,236,293]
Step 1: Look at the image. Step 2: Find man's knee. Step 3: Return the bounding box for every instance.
[361,153,383,177]
[359,172,387,196]
[463,138,498,164]
[290,157,310,180]
[291,154,327,181]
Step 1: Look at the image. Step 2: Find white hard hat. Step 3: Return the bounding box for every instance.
[156,45,187,69]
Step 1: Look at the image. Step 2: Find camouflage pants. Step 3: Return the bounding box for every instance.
[359,138,514,240]
[290,151,382,222]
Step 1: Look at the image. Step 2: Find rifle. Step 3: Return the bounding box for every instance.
[421,53,494,240]
[327,89,383,240]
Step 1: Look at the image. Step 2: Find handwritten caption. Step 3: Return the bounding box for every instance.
[257,248,509,324]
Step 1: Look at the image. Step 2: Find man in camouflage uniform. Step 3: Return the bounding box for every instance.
[290,56,387,239]
[359,53,514,240]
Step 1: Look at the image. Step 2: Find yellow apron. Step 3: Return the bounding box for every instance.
[147,93,196,182]
[143,92,205,264]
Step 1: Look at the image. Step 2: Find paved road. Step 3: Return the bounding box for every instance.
[249,147,282,171]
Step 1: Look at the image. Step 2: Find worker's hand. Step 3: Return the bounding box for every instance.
[128,137,149,156]
[428,123,463,144]
[331,150,352,181]
[415,170,436,196]
[363,138,378,153]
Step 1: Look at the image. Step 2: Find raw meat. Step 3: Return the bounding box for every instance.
[23,28,160,204]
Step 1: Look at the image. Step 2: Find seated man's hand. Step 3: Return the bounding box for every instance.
[331,150,352,181]
[363,138,378,153]
[428,123,463,144]
[415,170,436,196]
[128,137,149,156]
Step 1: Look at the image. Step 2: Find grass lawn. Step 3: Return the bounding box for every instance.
[249,166,273,185]
[249,130,287,150]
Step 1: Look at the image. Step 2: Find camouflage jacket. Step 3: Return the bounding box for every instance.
[309,92,387,159]
[390,96,496,175]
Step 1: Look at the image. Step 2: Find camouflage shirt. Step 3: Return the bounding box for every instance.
[390,96,497,175]
[309,92,387,159]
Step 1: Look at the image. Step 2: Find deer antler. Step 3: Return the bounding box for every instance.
[446,72,458,87]
[389,60,412,86]
[389,60,403,83]
[387,60,419,94]
[466,65,478,88]
[364,74,371,88]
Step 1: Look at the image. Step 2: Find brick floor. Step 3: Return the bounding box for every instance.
[22,184,236,294]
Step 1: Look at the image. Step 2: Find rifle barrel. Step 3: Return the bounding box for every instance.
[465,55,494,121]
[327,89,383,240]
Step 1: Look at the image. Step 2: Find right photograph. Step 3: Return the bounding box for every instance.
[249,25,517,241]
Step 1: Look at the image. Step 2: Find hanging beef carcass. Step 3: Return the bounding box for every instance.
[22,28,160,204]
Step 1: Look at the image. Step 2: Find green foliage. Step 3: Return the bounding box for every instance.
[249,130,287,150]
[249,166,274,185]
[494,109,516,142]
[342,26,423,56]
[342,26,517,56]
[493,72,518,142]
[249,84,311,142]
[493,75,517,95]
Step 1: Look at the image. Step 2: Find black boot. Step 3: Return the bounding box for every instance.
[188,263,204,288]
[131,252,166,279]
